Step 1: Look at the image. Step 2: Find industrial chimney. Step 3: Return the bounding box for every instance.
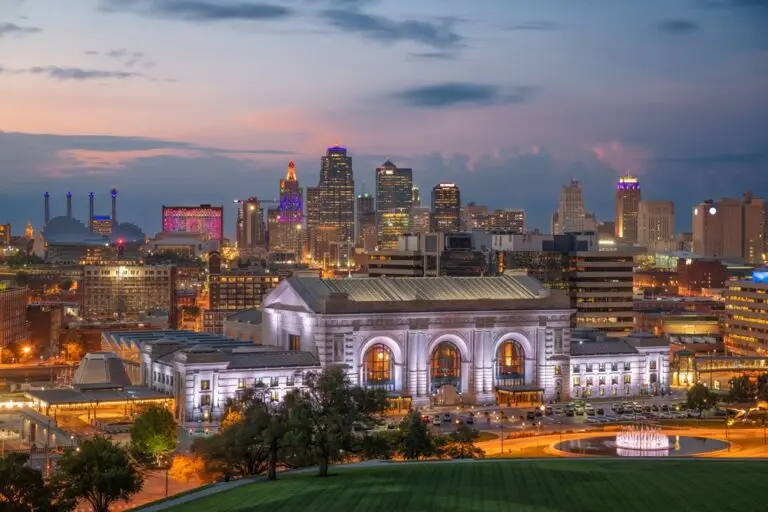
[44,192,50,225]
[111,188,118,225]
[66,192,72,218]
[89,192,95,232]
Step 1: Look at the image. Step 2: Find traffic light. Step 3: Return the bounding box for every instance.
[117,239,125,256]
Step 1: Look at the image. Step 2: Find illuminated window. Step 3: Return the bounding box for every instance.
[554,365,562,376]
[363,344,394,388]
[650,361,657,370]
[624,375,631,384]
[496,341,524,378]
[200,380,210,391]
[432,342,461,389]
[573,376,580,386]
[201,395,211,407]
[289,334,301,351]
[237,378,247,389]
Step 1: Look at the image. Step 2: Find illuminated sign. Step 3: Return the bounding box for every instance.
[752,270,768,283]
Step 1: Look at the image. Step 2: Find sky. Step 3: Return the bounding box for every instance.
[1,0,767,238]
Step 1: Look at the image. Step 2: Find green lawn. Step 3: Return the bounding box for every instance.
[163,460,766,512]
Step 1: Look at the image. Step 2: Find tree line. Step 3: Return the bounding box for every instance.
[0,367,483,511]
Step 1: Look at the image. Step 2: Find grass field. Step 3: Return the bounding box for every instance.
[163,460,766,512]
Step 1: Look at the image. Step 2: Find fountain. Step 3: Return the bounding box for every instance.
[615,424,670,456]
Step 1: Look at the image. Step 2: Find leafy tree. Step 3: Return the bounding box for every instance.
[251,403,290,481]
[284,367,383,477]
[756,373,768,402]
[202,410,268,477]
[220,385,267,430]
[169,454,211,484]
[728,375,758,403]
[130,405,177,466]
[53,436,143,512]
[397,410,436,460]
[441,426,485,459]
[0,452,65,511]
[687,383,718,416]
[358,431,398,461]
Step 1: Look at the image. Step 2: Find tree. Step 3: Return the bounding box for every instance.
[202,410,268,477]
[284,367,384,477]
[219,385,266,430]
[687,383,718,416]
[130,404,177,466]
[441,426,485,459]
[54,436,143,512]
[728,375,758,403]
[169,454,211,485]
[756,373,768,402]
[0,452,64,511]
[397,410,436,460]
[251,403,290,481]
[358,431,398,461]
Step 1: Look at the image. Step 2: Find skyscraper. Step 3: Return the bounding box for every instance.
[270,161,303,256]
[486,209,526,233]
[615,176,641,243]
[318,145,355,264]
[692,192,765,263]
[638,200,674,251]
[306,187,320,262]
[553,180,588,234]
[356,193,376,251]
[238,198,265,251]
[431,183,461,233]
[376,160,412,249]
[412,186,421,207]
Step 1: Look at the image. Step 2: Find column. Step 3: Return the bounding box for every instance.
[407,332,419,395]
[473,330,484,398]
[413,332,429,406]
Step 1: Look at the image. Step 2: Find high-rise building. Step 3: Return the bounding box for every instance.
[270,161,303,256]
[318,145,354,264]
[306,187,320,262]
[638,200,674,251]
[376,160,412,249]
[81,264,177,324]
[486,209,525,233]
[724,269,768,356]
[461,203,489,231]
[356,193,376,251]
[0,286,27,352]
[412,186,421,207]
[0,224,10,245]
[553,180,588,234]
[692,192,765,263]
[237,198,266,250]
[431,183,461,233]
[615,176,641,243]
[409,206,430,235]
[162,205,223,242]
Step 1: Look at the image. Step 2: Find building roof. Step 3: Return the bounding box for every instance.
[570,340,638,356]
[26,386,168,406]
[173,346,320,370]
[276,274,569,314]
[72,352,133,389]
[624,332,669,348]
[225,308,263,325]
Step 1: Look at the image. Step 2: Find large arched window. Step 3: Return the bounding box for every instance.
[496,340,525,387]
[362,344,394,390]
[430,342,461,391]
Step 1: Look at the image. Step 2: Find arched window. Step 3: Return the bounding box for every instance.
[496,340,525,387]
[362,344,394,390]
[430,342,461,391]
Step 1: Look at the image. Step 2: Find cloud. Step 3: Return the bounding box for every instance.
[652,152,768,165]
[506,21,559,31]
[28,66,145,81]
[318,9,463,51]
[657,19,699,34]
[409,51,456,60]
[87,48,155,69]
[393,82,537,108]
[100,0,293,22]
[0,21,41,37]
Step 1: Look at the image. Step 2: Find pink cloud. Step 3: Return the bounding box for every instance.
[588,140,653,175]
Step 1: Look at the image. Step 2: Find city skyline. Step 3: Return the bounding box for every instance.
[1,0,766,235]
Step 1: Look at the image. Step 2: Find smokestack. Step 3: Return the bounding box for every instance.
[111,188,118,225]
[44,192,50,225]
[66,192,72,218]
[89,192,95,231]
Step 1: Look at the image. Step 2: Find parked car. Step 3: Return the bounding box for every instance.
[466,416,474,425]
[526,411,536,421]
[545,407,553,416]
[565,409,575,417]
[596,408,605,416]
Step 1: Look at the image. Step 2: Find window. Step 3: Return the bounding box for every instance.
[599,363,606,372]
[270,377,279,387]
[496,341,524,378]
[650,360,657,370]
[200,379,210,391]
[554,365,562,376]
[586,377,593,386]
[624,375,631,384]
[573,376,580,386]
[286,376,295,387]
[201,395,211,406]
[572,364,580,374]
[623,362,631,371]
[289,334,301,351]
[586,388,592,397]
[611,376,618,385]
[599,376,606,386]
[611,387,617,396]
[270,390,279,402]
[650,373,658,383]
[611,363,618,372]
[364,344,394,386]
[599,387,605,397]
[586,364,593,373]
[554,329,563,354]
[237,378,247,389]
[624,385,631,395]
[333,335,344,362]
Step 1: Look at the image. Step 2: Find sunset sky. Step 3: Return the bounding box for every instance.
[1,0,766,237]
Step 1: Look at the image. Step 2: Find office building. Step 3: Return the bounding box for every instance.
[81,264,177,324]
[492,233,637,337]
[305,187,321,262]
[318,145,355,264]
[0,224,10,245]
[431,183,461,233]
[412,186,421,207]
[615,176,641,243]
[27,304,63,356]
[270,162,303,255]
[237,197,266,250]
[553,180,592,234]
[356,193,376,251]
[486,209,525,233]
[376,161,412,249]
[0,286,27,351]
[409,206,430,235]
[162,204,223,243]
[692,192,765,263]
[638,200,674,251]
[461,203,489,231]
[724,269,768,356]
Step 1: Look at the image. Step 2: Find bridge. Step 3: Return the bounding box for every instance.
[693,356,768,374]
